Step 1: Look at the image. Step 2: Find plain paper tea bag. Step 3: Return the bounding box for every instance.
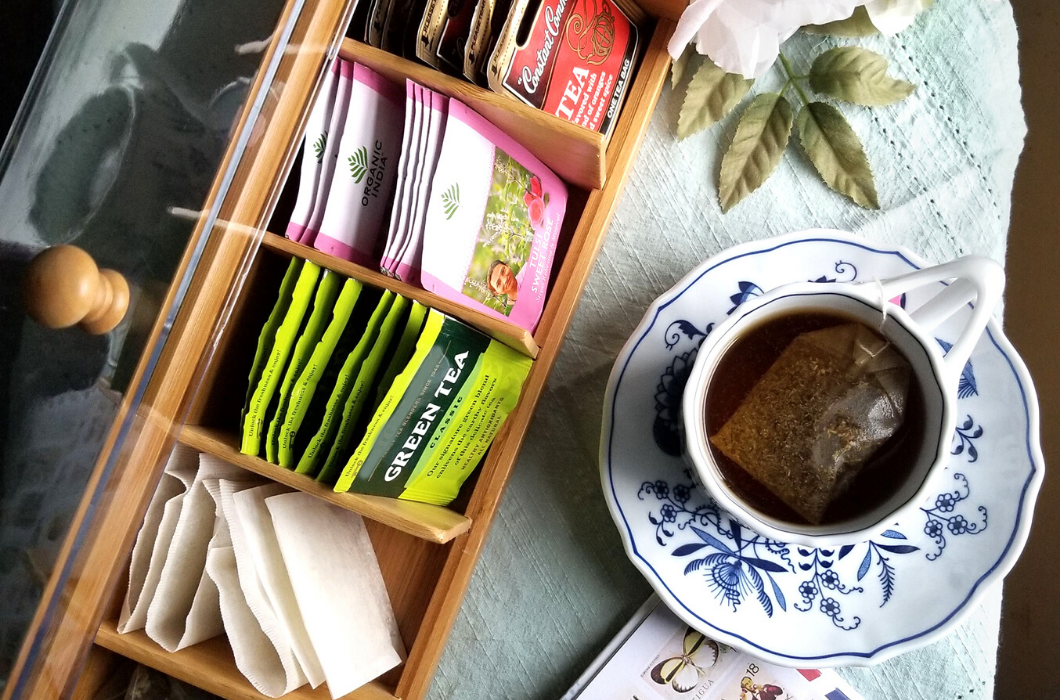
[144,454,249,651]
[710,323,911,524]
[232,485,325,688]
[207,480,310,697]
[267,493,405,698]
[118,445,198,633]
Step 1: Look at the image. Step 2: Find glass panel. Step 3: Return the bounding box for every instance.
[0,0,292,691]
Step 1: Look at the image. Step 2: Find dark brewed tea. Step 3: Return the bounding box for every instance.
[705,311,925,526]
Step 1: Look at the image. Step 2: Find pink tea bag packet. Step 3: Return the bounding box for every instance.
[380,81,419,274]
[381,83,426,275]
[299,59,353,247]
[314,63,405,266]
[420,99,567,332]
[286,58,339,243]
[393,88,448,284]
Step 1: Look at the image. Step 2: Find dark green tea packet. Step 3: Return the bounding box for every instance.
[266,270,343,463]
[399,339,531,504]
[275,277,366,469]
[240,257,302,434]
[314,293,412,484]
[335,310,531,505]
[242,260,321,456]
[339,311,491,494]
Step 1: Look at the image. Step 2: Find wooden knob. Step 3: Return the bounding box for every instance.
[22,245,130,334]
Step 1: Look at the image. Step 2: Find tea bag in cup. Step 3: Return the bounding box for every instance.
[710,323,911,525]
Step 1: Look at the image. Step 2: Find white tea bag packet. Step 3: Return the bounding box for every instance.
[267,492,405,698]
[302,59,354,247]
[118,445,198,633]
[380,80,418,274]
[206,479,309,697]
[287,59,340,244]
[233,484,326,688]
[144,454,249,651]
[394,88,448,284]
[382,82,426,275]
[314,62,406,267]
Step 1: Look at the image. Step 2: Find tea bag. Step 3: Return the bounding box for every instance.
[710,323,911,525]
[266,493,405,698]
[118,445,198,633]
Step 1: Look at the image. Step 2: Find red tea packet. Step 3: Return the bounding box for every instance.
[487,0,641,135]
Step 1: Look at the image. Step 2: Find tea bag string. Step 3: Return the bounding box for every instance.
[873,275,889,333]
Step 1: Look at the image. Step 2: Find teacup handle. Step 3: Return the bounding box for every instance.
[875,255,1005,386]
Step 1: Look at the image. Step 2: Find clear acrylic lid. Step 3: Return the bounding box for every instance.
[0,0,357,695]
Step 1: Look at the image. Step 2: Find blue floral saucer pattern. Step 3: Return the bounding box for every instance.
[600,231,1044,667]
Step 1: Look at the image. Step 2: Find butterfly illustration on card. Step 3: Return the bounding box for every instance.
[649,627,721,693]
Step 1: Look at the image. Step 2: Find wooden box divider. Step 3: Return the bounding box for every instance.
[261,232,539,357]
[339,39,609,191]
[178,425,471,543]
[95,621,395,700]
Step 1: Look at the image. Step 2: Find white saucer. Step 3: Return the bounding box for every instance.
[599,230,1044,667]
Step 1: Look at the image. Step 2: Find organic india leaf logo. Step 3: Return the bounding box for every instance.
[348,146,368,183]
[441,183,460,220]
[312,132,327,163]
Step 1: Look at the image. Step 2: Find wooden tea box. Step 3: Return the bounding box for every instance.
[6,0,685,697]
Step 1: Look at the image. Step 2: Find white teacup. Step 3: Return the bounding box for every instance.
[681,255,1005,547]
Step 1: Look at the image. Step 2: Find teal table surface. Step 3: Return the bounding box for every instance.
[427,1,1026,698]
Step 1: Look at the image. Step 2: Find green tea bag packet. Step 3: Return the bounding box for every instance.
[371,301,428,412]
[240,258,302,433]
[293,289,388,477]
[289,288,382,475]
[275,277,365,469]
[334,311,491,496]
[242,260,321,456]
[313,293,409,484]
[398,339,531,504]
[349,335,530,504]
[265,270,342,464]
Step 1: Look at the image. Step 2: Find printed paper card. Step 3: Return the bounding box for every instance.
[565,598,862,700]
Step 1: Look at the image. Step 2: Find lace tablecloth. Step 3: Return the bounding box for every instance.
[428,1,1026,698]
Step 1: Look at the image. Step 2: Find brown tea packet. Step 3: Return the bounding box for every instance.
[416,0,451,68]
[710,323,911,525]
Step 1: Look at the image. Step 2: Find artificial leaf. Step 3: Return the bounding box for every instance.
[809,47,915,107]
[796,102,879,209]
[677,59,752,140]
[717,93,792,212]
[804,6,879,37]
[671,45,694,89]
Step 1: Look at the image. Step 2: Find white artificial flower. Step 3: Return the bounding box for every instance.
[668,0,862,78]
[862,0,932,34]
